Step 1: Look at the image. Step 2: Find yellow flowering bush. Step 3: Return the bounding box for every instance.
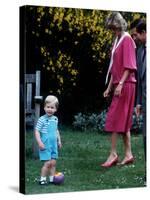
[27,6,145,95]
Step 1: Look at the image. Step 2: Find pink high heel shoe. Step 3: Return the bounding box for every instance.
[120,157,134,165]
[101,156,118,168]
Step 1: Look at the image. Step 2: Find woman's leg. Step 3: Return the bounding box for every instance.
[106,132,118,161]
[101,132,118,166]
[121,131,133,164]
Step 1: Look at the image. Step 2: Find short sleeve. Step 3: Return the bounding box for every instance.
[35,117,43,131]
[123,36,137,71]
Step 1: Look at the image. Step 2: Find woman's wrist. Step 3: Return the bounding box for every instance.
[119,81,124,85]
[108,87,112,92]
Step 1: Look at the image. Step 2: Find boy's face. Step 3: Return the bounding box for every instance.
[44,102,57,116]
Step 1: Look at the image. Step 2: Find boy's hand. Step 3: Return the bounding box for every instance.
[58,142,62,149]
[38,142,45,150]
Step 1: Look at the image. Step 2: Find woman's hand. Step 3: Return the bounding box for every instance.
[103,88,110,98]
[114,84,123,96]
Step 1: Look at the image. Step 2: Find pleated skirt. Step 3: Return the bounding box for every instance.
[105,82,136,133]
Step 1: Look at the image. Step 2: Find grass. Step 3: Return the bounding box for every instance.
[25,128,146,194]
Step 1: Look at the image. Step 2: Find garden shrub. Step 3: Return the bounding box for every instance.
[73,109,143,133]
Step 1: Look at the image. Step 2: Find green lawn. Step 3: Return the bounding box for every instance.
[25,129,146,194]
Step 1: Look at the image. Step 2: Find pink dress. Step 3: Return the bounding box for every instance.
[105,34,137,133]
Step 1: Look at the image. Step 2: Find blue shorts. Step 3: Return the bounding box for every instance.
[39,137,58,161]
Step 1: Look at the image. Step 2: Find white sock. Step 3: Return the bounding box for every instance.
[40,176,46,181]
[49,176,54,182]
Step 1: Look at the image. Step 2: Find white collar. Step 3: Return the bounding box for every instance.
[105,32,132,84]
[112,32,130,53]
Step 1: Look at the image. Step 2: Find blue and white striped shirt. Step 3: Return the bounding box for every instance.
[35,114,58,134]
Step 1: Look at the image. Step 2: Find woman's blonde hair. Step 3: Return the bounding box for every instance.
[44,95,59,109]
[105,12,127,31]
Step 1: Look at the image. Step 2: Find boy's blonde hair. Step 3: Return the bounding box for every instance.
[44,95,59,109]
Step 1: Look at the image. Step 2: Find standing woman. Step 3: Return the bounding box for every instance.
[101,12,137,167]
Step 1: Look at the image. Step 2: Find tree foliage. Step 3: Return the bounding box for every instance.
[25,6,146,122]
[26,6,145,94]
[27,7,112,94]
